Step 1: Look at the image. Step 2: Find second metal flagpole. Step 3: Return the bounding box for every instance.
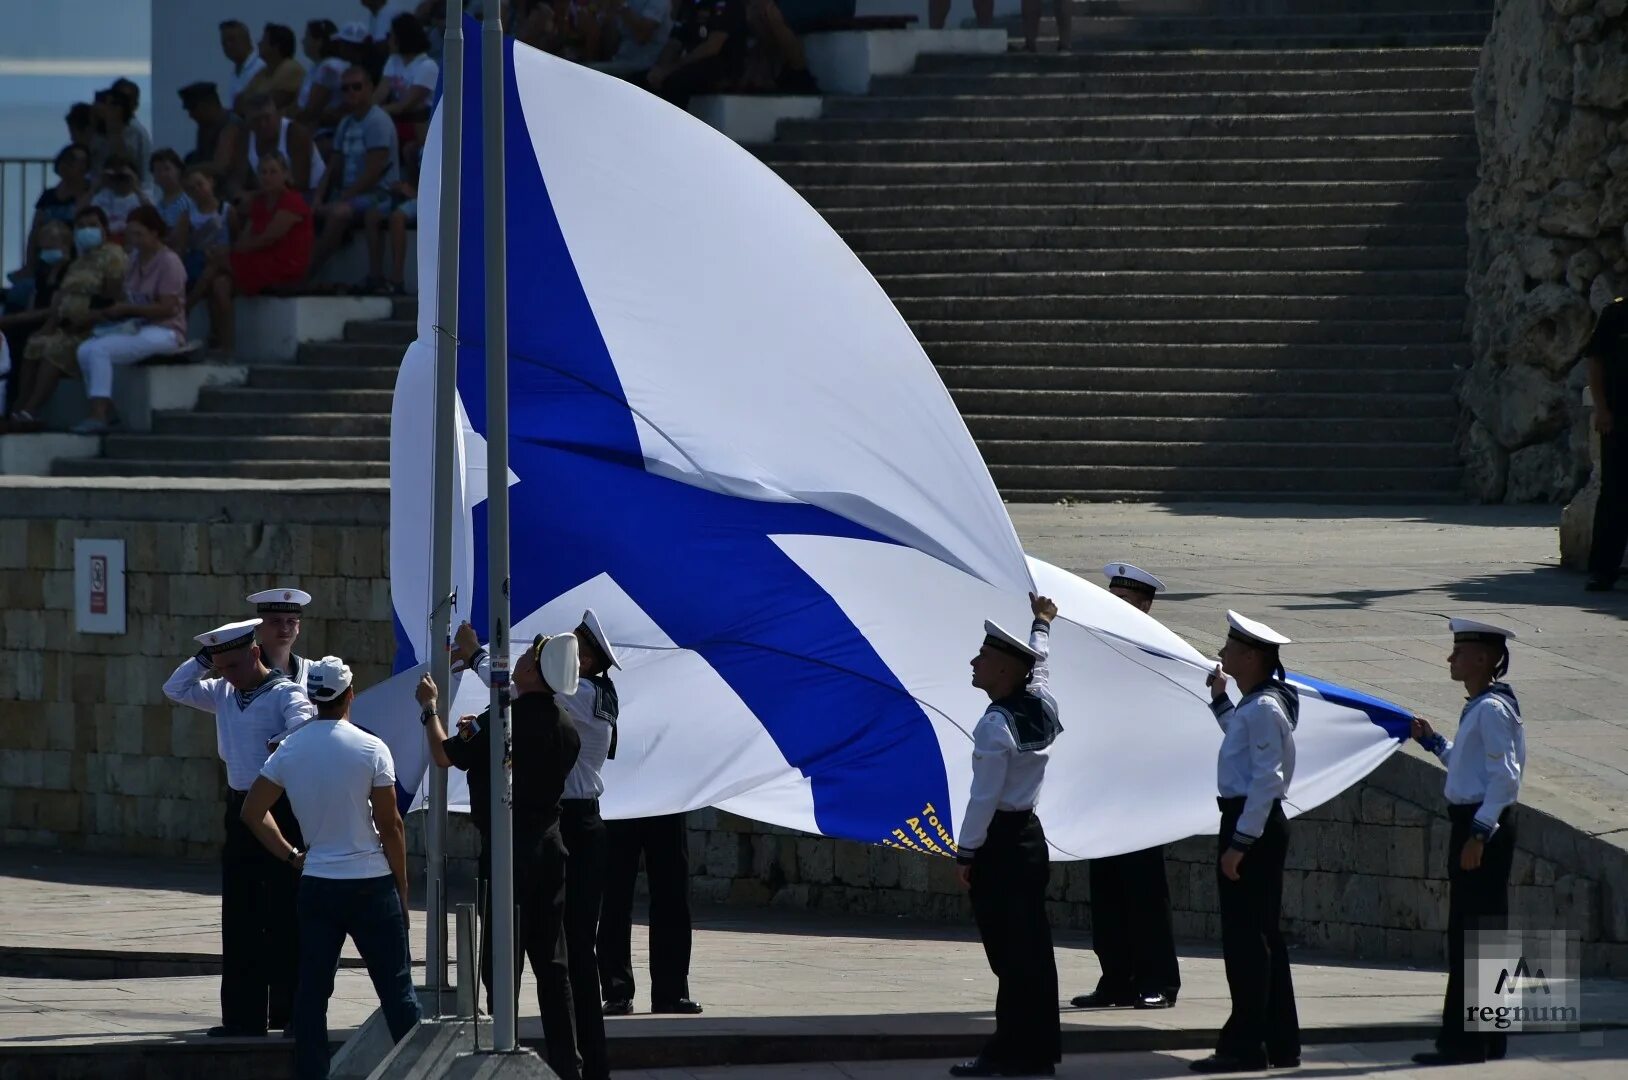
[424,0,465,1021]
[481,0,517,1054]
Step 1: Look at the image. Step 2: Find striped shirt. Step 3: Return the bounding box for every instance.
[163,658,316,790]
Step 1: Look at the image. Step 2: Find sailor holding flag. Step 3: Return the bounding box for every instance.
[1190,612,1301,1074]
[950,592,1063,1080]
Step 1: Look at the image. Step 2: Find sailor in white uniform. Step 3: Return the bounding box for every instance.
[163,618,315,1038]
[1409,619,1526,1068]
[949,592,1062,1080]
[1072,562,1182,1011]
[247,587,313,688]
[1191,611,1300,1074]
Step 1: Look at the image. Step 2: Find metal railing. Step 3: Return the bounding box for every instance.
[1,157,53,278]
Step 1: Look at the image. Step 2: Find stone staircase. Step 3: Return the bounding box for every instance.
[753,2,1488,500]
[53,304,411,479]
[55,1,1489,499]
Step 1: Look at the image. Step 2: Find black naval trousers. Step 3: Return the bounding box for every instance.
[599,812,694,1006]
[1215,797,1299,1065]
[1589,431,1628,584]
[478,816,581,1080]
[561,798,610,1080]
[221,789,302,1033]
[1088,844,1181,1002]
[1437,805,1517,1062]
[969,809,1061,1071]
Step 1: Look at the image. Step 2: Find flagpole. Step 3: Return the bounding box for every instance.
[481,0,517,1054]
[424,0,464,1021]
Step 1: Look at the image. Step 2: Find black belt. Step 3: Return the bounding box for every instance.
[1448,804,1510,823]
[561,797,600,815]
[991,808,1034,821]
[1218,796,1278,810]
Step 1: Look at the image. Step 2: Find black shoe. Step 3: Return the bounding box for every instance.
[1133,990,1173,1009]
[205,1026,266,1038]
[651,997,703,1014]
[1190,1053,1269,1073]
[1069,988,1135,1008]
[1585,575,1618,592]
[1269,1057,1300,1069]
[1411,1051,1484,1067]
[948,1061,1054,1078]
[602,999,634,1016]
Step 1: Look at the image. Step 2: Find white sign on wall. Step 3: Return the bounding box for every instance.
[74,539,126,635]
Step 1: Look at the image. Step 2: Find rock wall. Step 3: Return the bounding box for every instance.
[1463,0,1628,501]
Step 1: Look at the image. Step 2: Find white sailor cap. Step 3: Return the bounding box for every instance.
[532,633,581,696]
[1226,610,1291,649]
[1103,562,1165,596]
[577,608,620,669]
[305,655,354,701]
[1449,618,1518,645]
[195,618,262,656]
[247,587,312,614]
[983,619,1042,663]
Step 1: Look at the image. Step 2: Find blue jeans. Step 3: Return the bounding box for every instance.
[294,874,421,1080]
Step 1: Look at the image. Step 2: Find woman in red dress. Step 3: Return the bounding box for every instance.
[194,151,313,354]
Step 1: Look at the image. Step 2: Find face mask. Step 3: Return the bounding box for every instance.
[38,248,65,265]
[74,227,103,252]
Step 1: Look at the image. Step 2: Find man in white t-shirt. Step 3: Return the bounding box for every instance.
[221,19,267,111]
[242,656,420,1080]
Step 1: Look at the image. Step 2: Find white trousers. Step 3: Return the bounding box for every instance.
[76,325,185,400]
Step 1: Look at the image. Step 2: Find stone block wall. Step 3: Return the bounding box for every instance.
[0,484,393,857]
[1462,0,1628,502]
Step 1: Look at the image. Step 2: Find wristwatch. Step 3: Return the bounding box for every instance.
[286,848,302,864]
[421,705,437,727]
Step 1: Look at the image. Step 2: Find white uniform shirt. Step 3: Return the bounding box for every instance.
[560,676,617,801]
[164,658,315,790]
[1211,683,1297,846]
[956,620,1056,855]
[261,718,396,880]
[1427,684,1524,839]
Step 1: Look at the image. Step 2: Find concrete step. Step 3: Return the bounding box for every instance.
[54,458,390,479]
[911,317,1462,346]
[195,386,394,413]
[822,88,1471,117]
[1027,32,1489,51]
[767,158,1476,185]
[759,134,1477,164]
[842,223,1467,251]
[866,68,1476,96]
[912,46,1481,74]
[987,463,1461,494]
[798,179,1472,208]
[100,434,388,462]
[297,341,410,367]
[947,387,1455,417]
[930,342,1463,369]
[897,293,1464,320]
[1050,11,1492,37]
[860,246,1465,273]
[961,413,1454,442]
[1064,1,1493,16]
[877,268,1467,297]
[937,365,1457,393]
[151,411,392,437]
[782,112,1472,141]
[977,438,1456,467]
[247,365,397,390]
[344,319,418,345]
[823,202,1466,230]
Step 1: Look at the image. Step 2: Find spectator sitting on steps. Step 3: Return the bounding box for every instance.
[0,221,74,428]
[307,65,399,288]
[647,0,750,108]
[150,149,196,261]
[238,94,322,201]
[599,0,674,76]
[242,23,308,114]
[737,0,819,95]
[179,82,244,191]
[90,155,152,247]
[8,206,128,430]
[221,19,268,113]
[194,152,314,357]
[68,204,190,435]
[363,157,417,297]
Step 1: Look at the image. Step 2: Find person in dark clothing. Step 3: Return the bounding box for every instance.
[1585,297,1627,592]
[418,636,583,1080]
[646,0,748,107]
[599,812,703,1015]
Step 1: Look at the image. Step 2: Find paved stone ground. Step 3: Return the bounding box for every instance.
[619,1033,1628,1079]
[2,852,1625,1056]
[1010,504,1628,844]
